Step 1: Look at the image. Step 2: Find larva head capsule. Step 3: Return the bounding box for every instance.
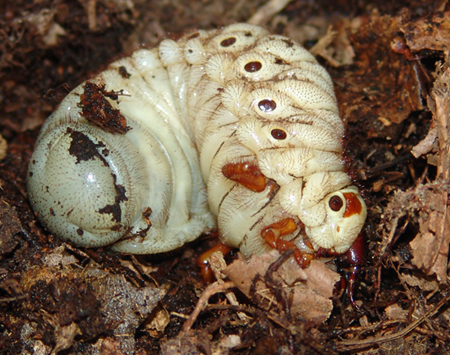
[277,177,366,255]
[305,186,367,254]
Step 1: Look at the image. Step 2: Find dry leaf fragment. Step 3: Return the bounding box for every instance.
[408,67,450,282]
[400,273,439,292]
[400,11,450,54]
[225,251,340,324]
[385,304,408,320]
[410,211,443,267]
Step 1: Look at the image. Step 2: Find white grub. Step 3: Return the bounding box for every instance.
[27,24,366,257]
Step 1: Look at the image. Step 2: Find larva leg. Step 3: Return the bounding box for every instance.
[324,233,366,307]
[197,242,234,282]
[261,218,315,268]
[341,233,366,308]
[221,162,267,192]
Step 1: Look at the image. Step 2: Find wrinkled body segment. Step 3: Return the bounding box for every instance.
[27,24,367,260]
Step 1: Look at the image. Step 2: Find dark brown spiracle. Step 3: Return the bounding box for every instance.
[271,129,287,140]
[244,61,262,72]
[329,195,344,211]
[258,99,276,112]
[220,37,236,47]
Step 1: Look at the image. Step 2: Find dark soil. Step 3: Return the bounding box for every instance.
[1,1,450,354]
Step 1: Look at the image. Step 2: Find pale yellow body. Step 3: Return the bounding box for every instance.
[27,24,366,256]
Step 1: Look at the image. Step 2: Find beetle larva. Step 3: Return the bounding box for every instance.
[27,23,367,262]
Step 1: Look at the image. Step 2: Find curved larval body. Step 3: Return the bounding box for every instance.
[27,23,366,257]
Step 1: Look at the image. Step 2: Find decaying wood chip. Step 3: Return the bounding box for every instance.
[78,81,131,134]
[145,306,170,337]
[380,66,450,283]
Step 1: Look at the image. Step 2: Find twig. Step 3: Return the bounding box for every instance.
[182,281,235,332]
[336,293,450,351]
[170,311,190,319]
[208,252,250,321]
[335,319,409,337]
[60,242,97,262]
[205,304,255,315]
[0,294,28,302]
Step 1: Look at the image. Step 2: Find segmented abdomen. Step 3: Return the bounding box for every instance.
[158,24,354,256]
